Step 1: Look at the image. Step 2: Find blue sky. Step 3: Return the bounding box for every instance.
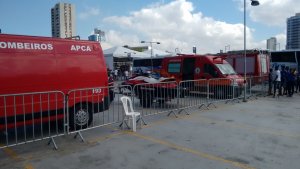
[0,0,298,53]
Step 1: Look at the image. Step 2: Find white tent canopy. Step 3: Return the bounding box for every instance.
[103,46,151,70]
[142,48,172,58]
[103,46,174,71]
[104,46,150,58]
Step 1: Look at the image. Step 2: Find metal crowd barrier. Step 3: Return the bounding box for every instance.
[132,81,179,117]
[177,79,210,112]
[246,76,268,99]
[208,78,240,102]
[0,91,65,149]
[66,85,128,140]
[0,76,269,150]
[251,76,269,96]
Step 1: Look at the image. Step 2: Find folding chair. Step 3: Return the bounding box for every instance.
[120,96,141,132]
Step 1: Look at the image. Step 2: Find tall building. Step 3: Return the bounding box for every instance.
[51,3,76,38]
[286,13,300,50]
[88,28,106,42]
[267,37,277,51]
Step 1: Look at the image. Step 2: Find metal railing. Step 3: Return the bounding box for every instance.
[246,76,268,99]
[177,79,209,112]
[0,91,65,149]
[66,85,130,141]
[132,81,179,117]
[0,76,269,150]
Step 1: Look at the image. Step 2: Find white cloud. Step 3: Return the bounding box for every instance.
[104,30,140,47]
[79,7,100,20]
[246,0,300,27]
[274,33,286,50]
[102,0,289,53]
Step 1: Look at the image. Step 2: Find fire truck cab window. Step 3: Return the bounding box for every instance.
[168,63,181,73]
[204,64,218,77]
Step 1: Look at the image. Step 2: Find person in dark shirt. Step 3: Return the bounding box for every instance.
[286,68,295,97]
[295,71,300,93]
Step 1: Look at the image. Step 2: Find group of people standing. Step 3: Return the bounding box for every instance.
[110,69,129,81]
[269,65,300,97]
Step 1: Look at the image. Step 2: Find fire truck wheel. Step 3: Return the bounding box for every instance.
[69,104,93,130]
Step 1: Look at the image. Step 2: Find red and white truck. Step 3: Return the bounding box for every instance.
[221,50,270,77]
[0,34,113,131]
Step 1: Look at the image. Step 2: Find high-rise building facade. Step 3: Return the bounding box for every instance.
[88,28,106,42]
[266,37,277,51]
[51,3,76,38]
[286,13,300,50]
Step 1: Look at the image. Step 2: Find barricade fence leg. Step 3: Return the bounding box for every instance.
[74,132,85,142]
[136,116,147,125]
[47,137,58,150]
[177,108,190,115]
[205,81,213,108]
[119,117,131,129]
[206,102,217,109]
[199,103,210,110]
[167,110,178,118]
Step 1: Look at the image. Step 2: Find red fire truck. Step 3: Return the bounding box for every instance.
[160,54,244,98]
[221,50,270,77]
[0,34,112,131]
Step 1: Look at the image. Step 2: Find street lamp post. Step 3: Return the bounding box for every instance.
[141,41,160,72]
[243,0,260,102]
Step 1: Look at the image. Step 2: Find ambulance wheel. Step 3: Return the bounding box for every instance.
[69,104,93,130]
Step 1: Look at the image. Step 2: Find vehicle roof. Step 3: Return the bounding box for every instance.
[0,33,93,43]
[0,33,102,55]
[164,54,221,62]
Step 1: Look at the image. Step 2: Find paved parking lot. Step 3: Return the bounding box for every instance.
[1,93,300,169]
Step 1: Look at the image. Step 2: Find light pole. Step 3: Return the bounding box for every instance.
[141,41,160,72]
[243,0,260,102]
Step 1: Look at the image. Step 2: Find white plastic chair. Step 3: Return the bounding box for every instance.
[120,96,141,132]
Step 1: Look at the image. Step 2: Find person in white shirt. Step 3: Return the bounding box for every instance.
[114,69,118,80]
[273,66,281,97]
[124,70,129,80]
